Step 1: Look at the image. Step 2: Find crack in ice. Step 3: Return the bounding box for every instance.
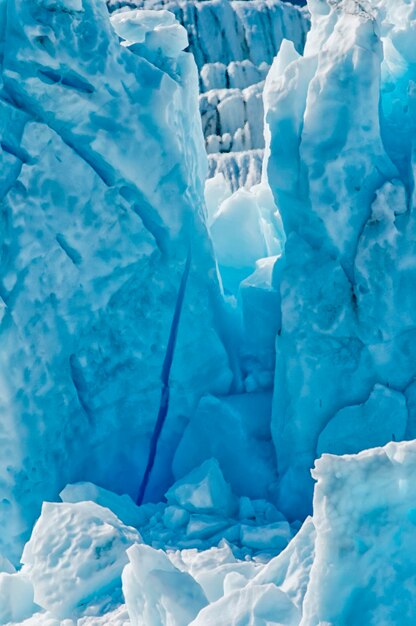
[136,246,192,505]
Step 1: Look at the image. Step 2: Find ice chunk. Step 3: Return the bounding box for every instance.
[111,10,188,59]
[190,583,300,626]
[186,515,230,541]
[60,482,144,529]
[240,522,291,553]
[210,189,270,268]
[173,394,277,501]
[317,384,408,457]
[254,517,315,612]
[21,502,141,619]
[204,174,232,227]
[301,441,416,625]
[166,459,237,518]
[0,571,35,625]
[109,0,309,70]
[173,544,258,603]
[209,183,283,294]
[162,506,190,530]
[78,604,130,625]
[122,544,207,626]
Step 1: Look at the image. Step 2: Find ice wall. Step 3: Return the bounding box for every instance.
[265,0,416,518]
[0,0,233,562]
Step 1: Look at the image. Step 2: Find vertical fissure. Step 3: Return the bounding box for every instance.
[136,246,192,505]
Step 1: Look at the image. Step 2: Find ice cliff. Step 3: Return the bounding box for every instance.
[265,0,416,519]
[0,0,234,563]
[2,0,416,624]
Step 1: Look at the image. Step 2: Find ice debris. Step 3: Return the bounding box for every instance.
[122,544,207,626]
[21,502,141,619]
[166,458,237,518]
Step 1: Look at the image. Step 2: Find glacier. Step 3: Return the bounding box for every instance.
[2,0,416,624]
